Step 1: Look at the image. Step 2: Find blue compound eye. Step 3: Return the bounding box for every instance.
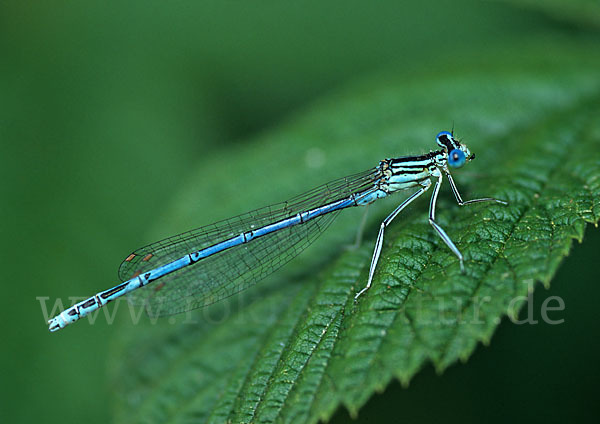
[448,149,466,168]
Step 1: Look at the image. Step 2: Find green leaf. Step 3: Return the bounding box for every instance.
[500,0,600,29]
[109,40,600,423]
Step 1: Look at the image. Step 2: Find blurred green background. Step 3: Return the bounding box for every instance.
[1,1,598,423]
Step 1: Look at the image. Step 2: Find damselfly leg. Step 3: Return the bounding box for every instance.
[355,184,431,300]
[345,205,370,251]
[428,170,465,272]
[355,167,507,300]
[444,170,508,206]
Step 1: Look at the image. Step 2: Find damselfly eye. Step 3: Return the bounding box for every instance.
[448,149,466,168]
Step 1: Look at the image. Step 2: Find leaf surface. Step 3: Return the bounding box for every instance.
[110,41,600,423]
[501,0,600,29]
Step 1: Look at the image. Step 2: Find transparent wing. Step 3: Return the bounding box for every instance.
[119,168,379,316]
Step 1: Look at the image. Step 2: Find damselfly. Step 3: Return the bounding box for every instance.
[48,131,507,332]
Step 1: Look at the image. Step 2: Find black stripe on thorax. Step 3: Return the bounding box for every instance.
[390,151,441,168]
[390,168,428,174]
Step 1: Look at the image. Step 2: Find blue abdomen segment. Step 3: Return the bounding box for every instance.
[355,189,387,205]
[48,196,359,332]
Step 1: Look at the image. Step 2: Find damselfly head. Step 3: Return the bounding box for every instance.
[436,130,474,168]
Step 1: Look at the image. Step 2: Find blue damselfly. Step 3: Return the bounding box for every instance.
[48,131,507,332]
